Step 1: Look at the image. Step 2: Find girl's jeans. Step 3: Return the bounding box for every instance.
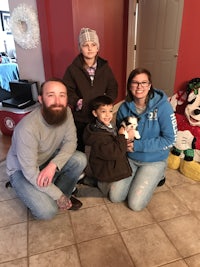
[10,151,87,220]
[109,158,167,211]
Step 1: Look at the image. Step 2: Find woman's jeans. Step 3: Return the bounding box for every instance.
[10,151,87,220]
[109,158,167,211]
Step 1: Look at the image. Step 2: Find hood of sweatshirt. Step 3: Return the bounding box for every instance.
[119,89,168,118]
[72,54,108,70]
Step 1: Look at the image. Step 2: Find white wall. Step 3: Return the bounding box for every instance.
[0,1,9,11]
[0,0,15,55]
[8,0,45,85]
[0,1,7,51]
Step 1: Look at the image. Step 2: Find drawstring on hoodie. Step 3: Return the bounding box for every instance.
[90,75,94,86]
[86,64,97,87]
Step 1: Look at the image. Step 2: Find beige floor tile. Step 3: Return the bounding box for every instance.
[78,234,134,267]
[147,190,189,221]
[103,195,114,204]
[0,199,27,227]
[0,258,28,267]
[0,154,199,267]
[29,246,81,267]
[160,260,188,266]
[0,223,27,263]
[29,213,75,255]
[184,254,200,267]
[160,214,200,257]
[121,223,180,267]
[194,211,200,220]
[76,185,105,208]
[165,168,196,187]
[0,161,9,183]
[107,202,154,231]
[70,205,117,243]
[0,182,17,201]
[172,184,200,212]
[155,183,170,192]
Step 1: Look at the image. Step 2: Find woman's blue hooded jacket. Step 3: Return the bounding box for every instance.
[116,89,177,162]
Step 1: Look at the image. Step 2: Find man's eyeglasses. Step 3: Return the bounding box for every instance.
[131,81,150,88]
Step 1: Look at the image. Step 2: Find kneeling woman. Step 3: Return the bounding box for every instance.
[109,68,177,211]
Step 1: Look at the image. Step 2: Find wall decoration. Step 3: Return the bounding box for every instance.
[1,11,11,34]
[9,3,40,49]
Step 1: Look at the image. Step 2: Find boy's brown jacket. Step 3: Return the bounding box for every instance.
[83,124,132,182]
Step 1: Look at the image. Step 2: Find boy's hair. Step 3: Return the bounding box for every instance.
[90,95,114,111]
[89,95,114,121]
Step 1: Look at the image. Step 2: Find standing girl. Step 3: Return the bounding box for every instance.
[63,28,118,152]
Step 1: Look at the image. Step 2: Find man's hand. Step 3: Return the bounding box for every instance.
[37,162,57,187]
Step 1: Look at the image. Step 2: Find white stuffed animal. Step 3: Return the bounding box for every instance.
[120,116,141,141]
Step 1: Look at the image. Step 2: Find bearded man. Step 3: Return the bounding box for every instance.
[6,78,87,220]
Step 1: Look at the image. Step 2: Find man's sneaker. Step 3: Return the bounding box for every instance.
[69,196,82,210]
[78,172,85,181]
[5,181,12,188]
[72,187,78,196]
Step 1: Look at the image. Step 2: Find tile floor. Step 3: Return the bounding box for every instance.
[0,133,200,267]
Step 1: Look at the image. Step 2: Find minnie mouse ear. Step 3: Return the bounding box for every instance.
[187,77,200,94]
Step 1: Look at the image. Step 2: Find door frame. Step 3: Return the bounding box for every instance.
[126,0,137,81]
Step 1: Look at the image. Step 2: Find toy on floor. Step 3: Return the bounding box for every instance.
[168,77,200,181]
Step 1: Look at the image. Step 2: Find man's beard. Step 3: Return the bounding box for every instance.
[42,104,67,126]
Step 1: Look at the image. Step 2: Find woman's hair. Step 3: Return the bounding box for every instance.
[126,67,154,101]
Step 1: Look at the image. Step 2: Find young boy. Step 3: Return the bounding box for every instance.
[83,95,132,195]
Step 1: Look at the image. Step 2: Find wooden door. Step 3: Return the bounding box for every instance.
[135,0,184,96]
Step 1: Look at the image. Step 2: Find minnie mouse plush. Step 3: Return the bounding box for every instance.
[168,77,200,181]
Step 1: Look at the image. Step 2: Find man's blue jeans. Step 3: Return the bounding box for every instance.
[10,151,87,220]
[109,158,167,211]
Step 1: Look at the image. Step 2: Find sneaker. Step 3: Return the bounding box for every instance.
[157,177,166,187]
[78,176,98,187]
[97,181,110,196]
[72,187,78,196]
[69,196,82,210]
[78,172,85,181]
[5,181,12,188]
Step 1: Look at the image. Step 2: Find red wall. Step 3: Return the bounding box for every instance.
[174,0,200,92]
[37,0,200,100]
[36,0,128,103]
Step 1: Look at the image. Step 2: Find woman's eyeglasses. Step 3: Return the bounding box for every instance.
[131,81,150,88]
